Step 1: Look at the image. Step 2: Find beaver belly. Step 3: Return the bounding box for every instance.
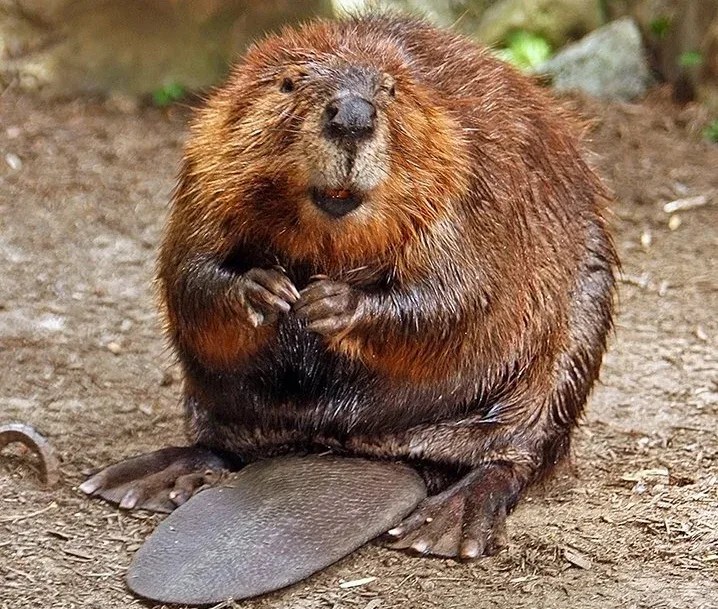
[184,318,481,458]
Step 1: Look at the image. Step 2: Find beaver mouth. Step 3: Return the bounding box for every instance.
[310,187,362,219]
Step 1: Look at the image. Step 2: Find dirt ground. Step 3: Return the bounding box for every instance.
[1,87,716,609]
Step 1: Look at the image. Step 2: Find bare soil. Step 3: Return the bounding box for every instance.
[1,88,717,609]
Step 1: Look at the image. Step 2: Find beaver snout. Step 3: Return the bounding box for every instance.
[324,94,376,144]
[309,90,385,218]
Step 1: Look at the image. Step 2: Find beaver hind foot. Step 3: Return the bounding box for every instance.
[79,446,229,513]
[384,464,519,559]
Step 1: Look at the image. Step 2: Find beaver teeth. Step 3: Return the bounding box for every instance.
[310,187,362,218]
[323,188,352,200]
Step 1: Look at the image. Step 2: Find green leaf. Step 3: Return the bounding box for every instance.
[497,30,552,70]
[152,82,187,107]
[649,16,671,39]
[704,119,718,143]
[679,51,703,68]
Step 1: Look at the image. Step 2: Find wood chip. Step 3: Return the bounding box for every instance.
[563,547,593,570]
[663,195,708,214]
[340,577,377,589]
[640,229,652,249]
[46,529,72,541]
[0,503,57,524]
[6,566,35,582]
[62,547,93,561]
[621,468,669,482]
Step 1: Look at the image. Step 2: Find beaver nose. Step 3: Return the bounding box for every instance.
[324,95,376,142]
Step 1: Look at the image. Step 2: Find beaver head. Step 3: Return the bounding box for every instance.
[278,62,395,220]
[182,18,471,269]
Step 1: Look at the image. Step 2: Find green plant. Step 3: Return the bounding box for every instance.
[678,51,703,68]
[152,81,186,107]
[649,15,671,39]
[704,119,718,143]
[495,30,552,71]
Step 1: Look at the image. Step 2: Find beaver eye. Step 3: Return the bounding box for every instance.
[280,77,295,93]
[381,75,396,98]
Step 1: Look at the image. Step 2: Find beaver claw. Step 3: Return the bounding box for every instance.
[295,279,360,337]
[80,446,229,513]
[240,267,300,327]
[383,464,519,559]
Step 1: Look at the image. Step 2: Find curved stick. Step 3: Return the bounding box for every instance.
[0,422,60,487]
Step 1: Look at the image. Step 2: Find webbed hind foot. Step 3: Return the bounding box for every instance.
[384,463,520,559]
[80,446,229,513]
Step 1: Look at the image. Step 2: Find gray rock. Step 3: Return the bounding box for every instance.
[535,18,653,101]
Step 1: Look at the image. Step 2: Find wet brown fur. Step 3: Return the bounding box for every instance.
[156,14,617,552]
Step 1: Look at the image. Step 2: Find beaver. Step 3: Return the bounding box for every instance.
[81,14,617,563]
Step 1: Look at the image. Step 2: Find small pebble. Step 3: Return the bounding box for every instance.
[139,404,154,416]
[381,556,400,567]
[640,229,652,250]
[5,153,22,171]
[632,480,647,494]
[106,341,122,355]
[668,215,682,230]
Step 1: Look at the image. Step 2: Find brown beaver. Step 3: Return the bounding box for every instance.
[81,14,617,561]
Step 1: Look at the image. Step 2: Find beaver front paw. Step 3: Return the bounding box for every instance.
[239,267,300,327]
[383,464,520,559]
[295,278,361,337]
[79,446,230,513]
